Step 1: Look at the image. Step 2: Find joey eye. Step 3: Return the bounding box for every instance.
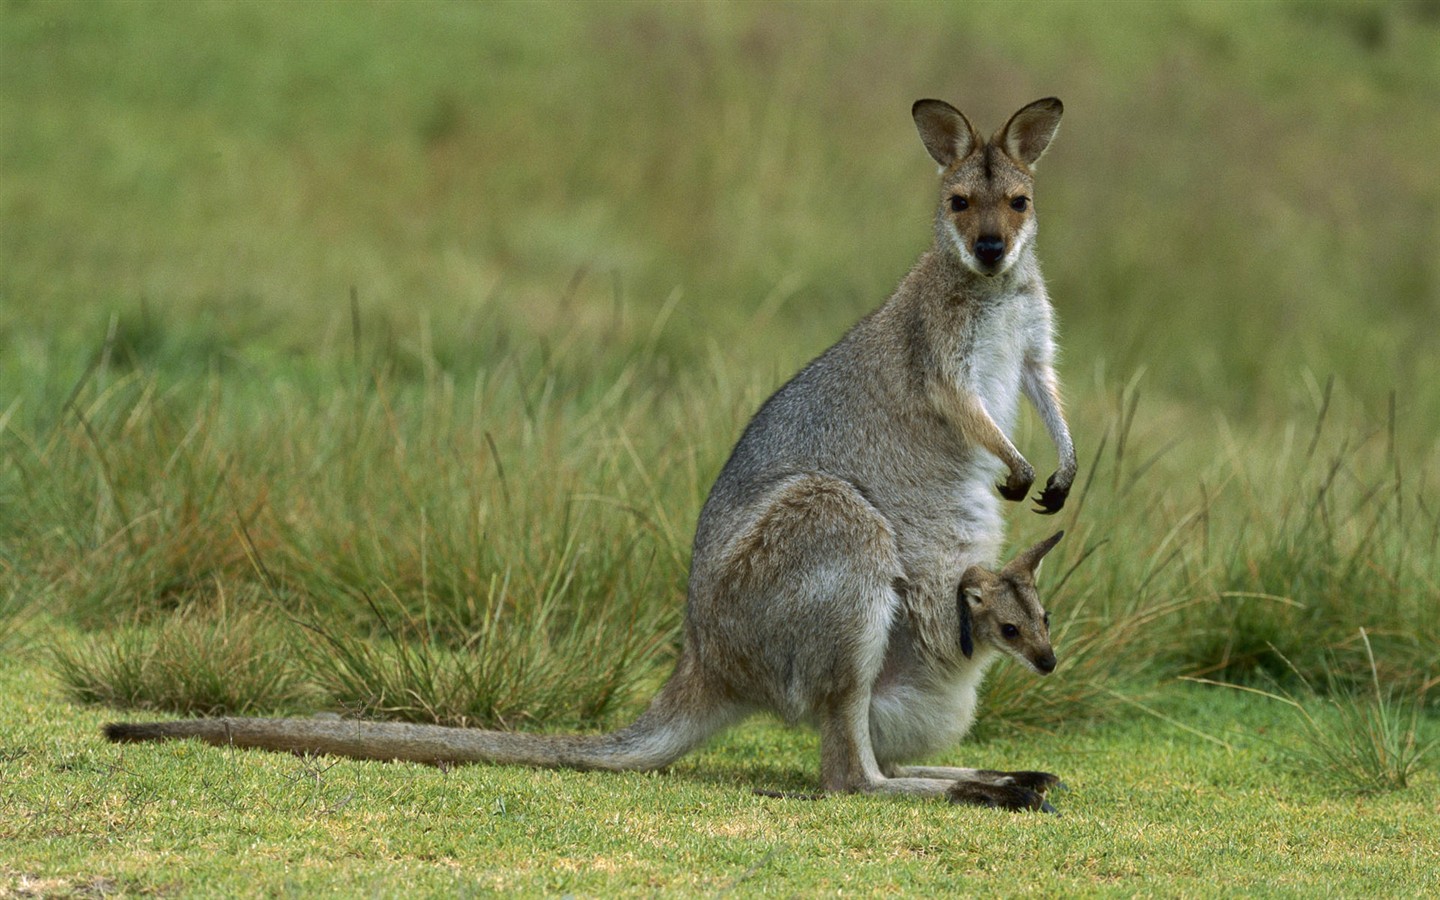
[1043,612,1051,629]
[1010,197,1029,212]
[1001,624,1020,639]
[949,195,969,212]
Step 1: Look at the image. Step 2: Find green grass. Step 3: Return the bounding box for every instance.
[51,602,314,717]
[3,0,1439,893]
[1194,630,1438,795]
[3,651,1438,895]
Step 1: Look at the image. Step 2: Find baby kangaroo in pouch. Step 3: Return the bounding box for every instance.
[106,98,1078,812]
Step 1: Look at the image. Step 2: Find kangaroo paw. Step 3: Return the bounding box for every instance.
[997,477,1034,502]
[1031,476,1069,514]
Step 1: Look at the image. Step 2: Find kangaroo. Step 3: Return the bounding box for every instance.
[106,98,1078,811]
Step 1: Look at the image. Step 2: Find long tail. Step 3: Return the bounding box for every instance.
[104,655,739,772]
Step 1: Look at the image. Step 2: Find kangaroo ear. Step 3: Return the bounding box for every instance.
[957,568,988,660]
[957,586,976,659]
[913,99,980,168]
[1006,531,1065,580]
[997,97,1063,168]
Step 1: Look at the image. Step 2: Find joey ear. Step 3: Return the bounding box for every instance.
[957,569,988,660]
[1006,530,1065,580]
[912,99,980,168]
[959,565,991,598]
[957,586,976,659]
[997,97,1063,168]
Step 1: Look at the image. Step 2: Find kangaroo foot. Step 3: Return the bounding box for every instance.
[946,770,1065,813]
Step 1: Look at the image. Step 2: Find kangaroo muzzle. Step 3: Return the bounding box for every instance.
[974,235,1005,269]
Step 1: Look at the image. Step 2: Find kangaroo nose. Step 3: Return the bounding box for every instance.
[974,236,1005,266]
[1034,652,1056,675]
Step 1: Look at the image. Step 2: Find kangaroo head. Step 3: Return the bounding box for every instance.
[957,531,1064,674]
[912,97,1063,278]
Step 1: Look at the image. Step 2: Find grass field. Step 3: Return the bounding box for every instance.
[2,0,1438,895]
[4,653,1437,895]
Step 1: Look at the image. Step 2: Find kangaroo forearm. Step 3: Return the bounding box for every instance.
[1022,362,1076,474]
[928,379,1027,471]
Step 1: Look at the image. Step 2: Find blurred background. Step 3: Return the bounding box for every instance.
[2,1,1437,723]
[5,0,1437,416]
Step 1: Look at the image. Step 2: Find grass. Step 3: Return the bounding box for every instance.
[2,0,1439,893]
[1193,631,1438,795]
[3,653,1438,895]
[50,602,314,718]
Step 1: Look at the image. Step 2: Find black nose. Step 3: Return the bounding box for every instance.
[1035,653,1056,674]
[974,236,1005,265]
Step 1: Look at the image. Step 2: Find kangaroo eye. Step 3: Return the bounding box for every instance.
[1043,612,1051,629]
[1001,624,1020,639]
[1010,197,1029,212]
[950,195,969,212]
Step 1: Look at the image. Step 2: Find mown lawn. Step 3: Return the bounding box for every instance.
[4,648,1437,896]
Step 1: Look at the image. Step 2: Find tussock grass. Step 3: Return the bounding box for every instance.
[299,590,669,730]
[9,310,725,726]
[7,237,1436,733]
[1173,393,1440,694]
[979,376,1439,728]
[1192,631,1438,795]
[32,332,1434,736]
[51,601,311,716]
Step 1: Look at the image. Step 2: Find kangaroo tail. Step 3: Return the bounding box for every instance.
[103,654,739,772]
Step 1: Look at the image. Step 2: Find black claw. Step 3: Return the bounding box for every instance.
[1012,787,1049,812]
[997,480,1033,502]
[1040,799,1059,815]
[1031,483,1069,515]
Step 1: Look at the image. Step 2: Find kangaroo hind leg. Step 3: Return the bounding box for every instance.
[726,475,955,798]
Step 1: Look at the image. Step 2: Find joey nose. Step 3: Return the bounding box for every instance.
[1034,653,1056,675]
[974,236,1005,266]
